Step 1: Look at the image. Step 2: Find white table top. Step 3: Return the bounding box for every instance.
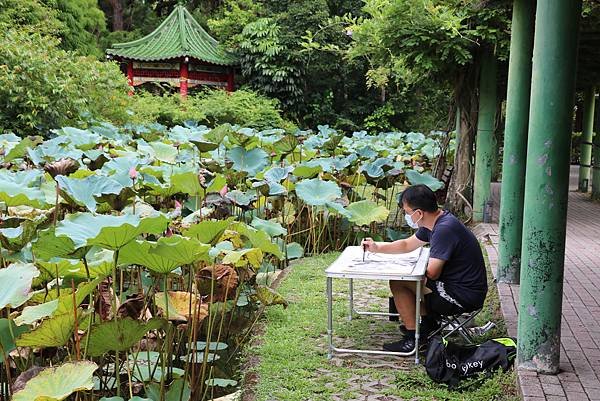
[325,246,429,280]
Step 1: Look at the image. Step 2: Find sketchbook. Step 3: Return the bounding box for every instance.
[328,246,423,276]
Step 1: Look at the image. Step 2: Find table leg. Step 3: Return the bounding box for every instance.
[327,277,333,360]
[415,280,421,364]
[348,278,354,321]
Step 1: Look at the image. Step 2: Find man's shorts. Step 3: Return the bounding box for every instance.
[424,280,465,317]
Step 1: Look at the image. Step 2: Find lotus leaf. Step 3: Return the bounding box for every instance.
[120,235,210,274]
[251,285,288,308]
[11,360,98,401]
[179,352,219,363]
[405,169,444,191]
[55,212,169,250]
[295,178,341,206]
[147,378,191,401]
[228,147,269,175]
[346,200,390,226]
[0,217,42,251]
[56,175,124,212]
[0,318,29,360]
[292,164,322,178]
[4,136,43,163]
[32,227,82,260]
[149,142,178,163]
[230,223,284,259]
[205,173,227,192]
[154,291,208,321]
[225,190,257,207]
[205,378,237,387]
[56,127,102,150]
[83,318,167,356]
[0,263,39,309]
[272,135,299,155]
[306,158,335,173]
[250,217,287,237]
[16,312,78,348]
[264,166,293,183]
[325,201,352,218]
[190,137,219,152]
[186,341,228,351]
[0,170,49,208]
[286,242,304,260]
[170,170,203,196]
[221,248,263,268]
[183,218,235,244]
[15,300,59,326]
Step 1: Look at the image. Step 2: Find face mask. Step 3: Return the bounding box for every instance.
[405,210,422,229]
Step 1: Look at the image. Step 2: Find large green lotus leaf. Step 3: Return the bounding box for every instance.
[250,217,287,237]
[0,217,42,251]
[120,236,209,274]
[205,378,238,387]
[12,360,98,401]
[0,170,49,208]
[55,213,169,250]
[346,200,390,226]
[183,218,235,245]
[83,318,167,356]
[205,174,227,193]
[221,248,263,268]
[4,136,43,163]
[292,164,322,178]
[15,300,59,326]
[228,129,258,148]
[56,175,124,213]
[170,170,202,196]
[54,276,105,315]
[225,190,256,206]
[251,285,288,308]
[325,201,352,218]
[36,259,87,279]
[189,137,219,152]
[405,169,444,191]
[285,242,304,260]
[31,227,83,260]
[206,124,233,144]
[264,166,293,183]
[228,147,269,175]
[56,127,102,151]
[295,178,341,206]
[231,223,284,259]
[147,378,191,401]
[272,135,299,155]
[0,318,29,360]
[149,142,178,163]
[16,311,77,348]
[0,263,39,309]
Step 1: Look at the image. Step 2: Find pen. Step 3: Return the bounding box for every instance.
[363,243,366,262]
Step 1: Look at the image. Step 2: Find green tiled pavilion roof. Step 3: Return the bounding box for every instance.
[106,5,237,66]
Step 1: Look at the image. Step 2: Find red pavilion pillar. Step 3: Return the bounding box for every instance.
[226,69,235,92]
[127,61,134,96]
[180,59,189,98]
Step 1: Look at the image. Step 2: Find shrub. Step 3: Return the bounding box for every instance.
[0,28,130,136]
[127,89,292,130]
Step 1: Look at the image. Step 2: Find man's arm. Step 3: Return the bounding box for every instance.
[426,257,445,280]
[362,234,426,254]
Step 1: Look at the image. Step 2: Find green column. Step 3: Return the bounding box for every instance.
[593,98,600,200]
[498,0,535,284]
[473,49,497,222]
[518,0,582,374]
[578,87,596,192]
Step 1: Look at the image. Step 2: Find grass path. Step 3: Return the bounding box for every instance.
[243,253,520,401]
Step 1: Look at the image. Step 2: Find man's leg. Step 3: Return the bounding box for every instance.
[389,280,425,329]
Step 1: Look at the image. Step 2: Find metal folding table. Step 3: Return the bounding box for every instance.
[325,246,430,364]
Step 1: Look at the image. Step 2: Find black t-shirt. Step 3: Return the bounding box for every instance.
[415,211,487,309]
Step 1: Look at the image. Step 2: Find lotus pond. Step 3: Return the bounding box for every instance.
[0,122,450,400]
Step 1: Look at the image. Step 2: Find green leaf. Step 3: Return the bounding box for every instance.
[231,223,284,259]
[11,361,98,401]
[147,378,191,401]
[83,318,167,356]
[0,170,49,208]
[221,248,263,267]
[15,300,59,326]
[251,285,288,308]
[205,378,238,387]
[0,217,44,251]
[286,242,304,260]
[55,212,169,250]
[346,200,390,226]
[292,164,322,178]
[0,263,39,309]
[183,218,235,245]
[295,178,341,206]
[170,170,203,196]
[250,217,287,237]
[405,170,444,191]
[0,319,29,361]
[272,135,298,155]
[56,174,125,212]
[119,235,210,274]
[31,227,80,260]
[228,146,269,175]
[16,312,78,348]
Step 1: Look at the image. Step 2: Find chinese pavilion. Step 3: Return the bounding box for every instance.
[106,5,238,96]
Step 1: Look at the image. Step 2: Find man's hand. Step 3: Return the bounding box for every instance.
[361,237,378,252]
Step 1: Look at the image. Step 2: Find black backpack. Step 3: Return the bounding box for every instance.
[424,336,517,387]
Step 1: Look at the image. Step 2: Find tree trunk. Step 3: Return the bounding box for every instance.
[109,0,124,31]
[445,65,480,219]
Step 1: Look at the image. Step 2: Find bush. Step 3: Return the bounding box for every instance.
[127,89,293,130]
[0,28,130,136]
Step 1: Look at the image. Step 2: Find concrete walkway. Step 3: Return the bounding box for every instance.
[475,166,600,401]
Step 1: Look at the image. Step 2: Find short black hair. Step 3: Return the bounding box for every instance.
[399,184,438,212]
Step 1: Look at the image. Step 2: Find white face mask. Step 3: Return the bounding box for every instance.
[405,210,422,229]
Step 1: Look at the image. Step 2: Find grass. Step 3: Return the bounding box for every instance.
[242,251,520,401]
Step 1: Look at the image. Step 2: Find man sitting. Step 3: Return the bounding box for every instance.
[362,184,488,353]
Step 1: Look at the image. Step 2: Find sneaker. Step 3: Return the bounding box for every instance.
[383,337,416,353]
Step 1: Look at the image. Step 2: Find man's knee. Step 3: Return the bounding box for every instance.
[389,280,415,293]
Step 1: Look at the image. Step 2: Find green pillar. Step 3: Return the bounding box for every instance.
[498,0,535,284]
[578,87,596,192]
[518,0,582,374]
[473,49,497,222]
[593,97,600,200]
